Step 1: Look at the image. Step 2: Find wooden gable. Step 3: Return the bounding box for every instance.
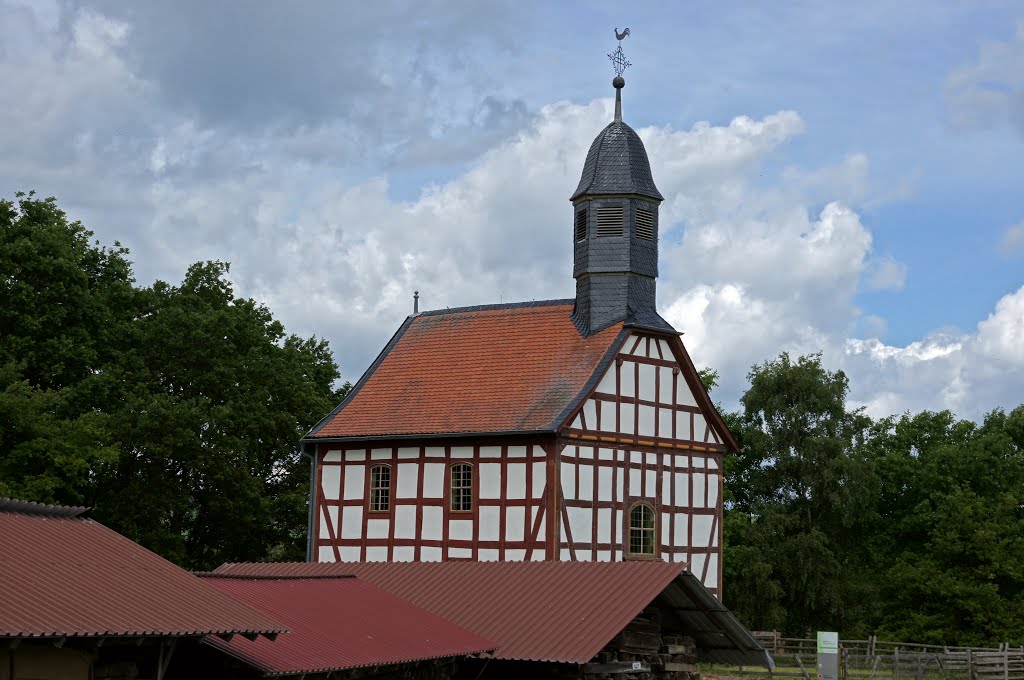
[559,331,738,452]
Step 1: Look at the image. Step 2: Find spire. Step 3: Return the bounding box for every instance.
[569,29,673,337]
[609,28,630,123]
[614,76,624,122]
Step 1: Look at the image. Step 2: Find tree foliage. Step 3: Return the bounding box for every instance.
[6,193,1024,643]
[724,351,1024,645]
[0,193,342,568]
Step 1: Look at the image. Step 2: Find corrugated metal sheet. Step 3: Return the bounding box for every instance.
[661,571,775,669]
[200,575,494,675]
[0,503,284,638]
[214,561,688,663]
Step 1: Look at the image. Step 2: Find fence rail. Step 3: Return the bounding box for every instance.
[721,633,1024,680]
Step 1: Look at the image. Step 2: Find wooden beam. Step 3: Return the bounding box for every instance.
[582,661,651,674]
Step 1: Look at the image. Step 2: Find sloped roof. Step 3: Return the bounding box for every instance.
[199,574,494,675]
[213,561,771,668]
[571,120,663,201]
[307,300,626,440]
[0,499,284,639]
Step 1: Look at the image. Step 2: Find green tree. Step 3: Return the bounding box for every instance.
[724,353,878,636]
[1,193,342,568]
[869,407,1024,645]
[0,193,129,504]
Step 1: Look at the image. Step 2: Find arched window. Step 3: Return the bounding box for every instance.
[369,464,391,512]
[450,463,473,512]
[628,502,657,556]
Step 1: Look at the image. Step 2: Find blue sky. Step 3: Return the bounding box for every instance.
[2,0,1022,419]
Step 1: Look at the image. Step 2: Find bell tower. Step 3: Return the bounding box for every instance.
[570,36,672,336]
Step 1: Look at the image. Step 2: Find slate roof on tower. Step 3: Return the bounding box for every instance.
[306,300,626,440]
[571,120,663,201]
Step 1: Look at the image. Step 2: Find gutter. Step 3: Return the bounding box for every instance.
[301,429,555,445]
[301,443,316,562]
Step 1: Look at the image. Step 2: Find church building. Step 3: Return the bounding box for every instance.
[301,56,737,598]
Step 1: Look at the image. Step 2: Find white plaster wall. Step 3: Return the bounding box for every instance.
[567,506,591,545]
[422,506,442,540]
[319,506,338,539]
[422,463,444,498]
[479,506,500,541]
[638,363,656,401]
[394,506,416,539]
[449,519,473,541]
[480,463,501,499]
[341,507,362,538]
[367,518,389,539]
[506,506,525,541]
[693,515,714,548]
[343,466,364,500]
[321,466,341,500]
[674,513,688,545]
[507,462,526,499]
[396,463,418,498]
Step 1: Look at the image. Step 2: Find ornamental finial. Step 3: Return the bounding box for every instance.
[608,28,630,121]
[608,28,631,77]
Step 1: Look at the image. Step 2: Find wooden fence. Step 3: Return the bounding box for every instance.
[721,633,1024,680]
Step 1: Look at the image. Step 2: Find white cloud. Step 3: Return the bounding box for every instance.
[865,255,908,291]
[977,286,1024,366]
[1,1,1021,424]
[945,21,1024,136]
[841,285,1024,419]
[1001,221,1024,256]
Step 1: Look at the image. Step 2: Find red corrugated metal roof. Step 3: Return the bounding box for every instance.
[200,575,494,675]
[213,561,686,663]
[307,301,625,439]
[0,501,284,639]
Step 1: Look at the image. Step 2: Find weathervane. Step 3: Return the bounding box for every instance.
[608,27,631,77]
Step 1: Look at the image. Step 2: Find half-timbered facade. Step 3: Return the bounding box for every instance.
[303,71,738,597]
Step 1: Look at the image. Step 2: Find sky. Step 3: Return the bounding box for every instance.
[2,0,1023,421]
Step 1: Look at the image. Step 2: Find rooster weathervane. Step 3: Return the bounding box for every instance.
[608,27,631,77]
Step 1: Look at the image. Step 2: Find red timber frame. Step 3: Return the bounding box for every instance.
[310,332,735,598]
[553,331,730,597]
[314,437,556,562]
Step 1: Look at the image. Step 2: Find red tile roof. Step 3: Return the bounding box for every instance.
[0,500,284,639]
[200,575,494,675]
[213,561,684,663]
[307,301,625,439]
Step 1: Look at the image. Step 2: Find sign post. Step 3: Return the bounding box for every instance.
[817,631,839,680]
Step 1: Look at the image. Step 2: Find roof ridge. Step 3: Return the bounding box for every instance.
[417,299,574,317]
[196,572,356,581]
[0,497,89,518]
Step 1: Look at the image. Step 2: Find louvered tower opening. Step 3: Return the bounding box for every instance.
[636,209,655,240]
[575,209,588,242]
[596,206,624,237]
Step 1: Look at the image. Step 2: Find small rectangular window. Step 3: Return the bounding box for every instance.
[636,209,655,240]
[596,206,624,237]
[370,465,391,512]
[575,209,588,242]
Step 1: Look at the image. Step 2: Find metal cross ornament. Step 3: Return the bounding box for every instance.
[608,27,631,77]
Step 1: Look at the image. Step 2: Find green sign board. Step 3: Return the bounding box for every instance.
[817,631,839,654]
